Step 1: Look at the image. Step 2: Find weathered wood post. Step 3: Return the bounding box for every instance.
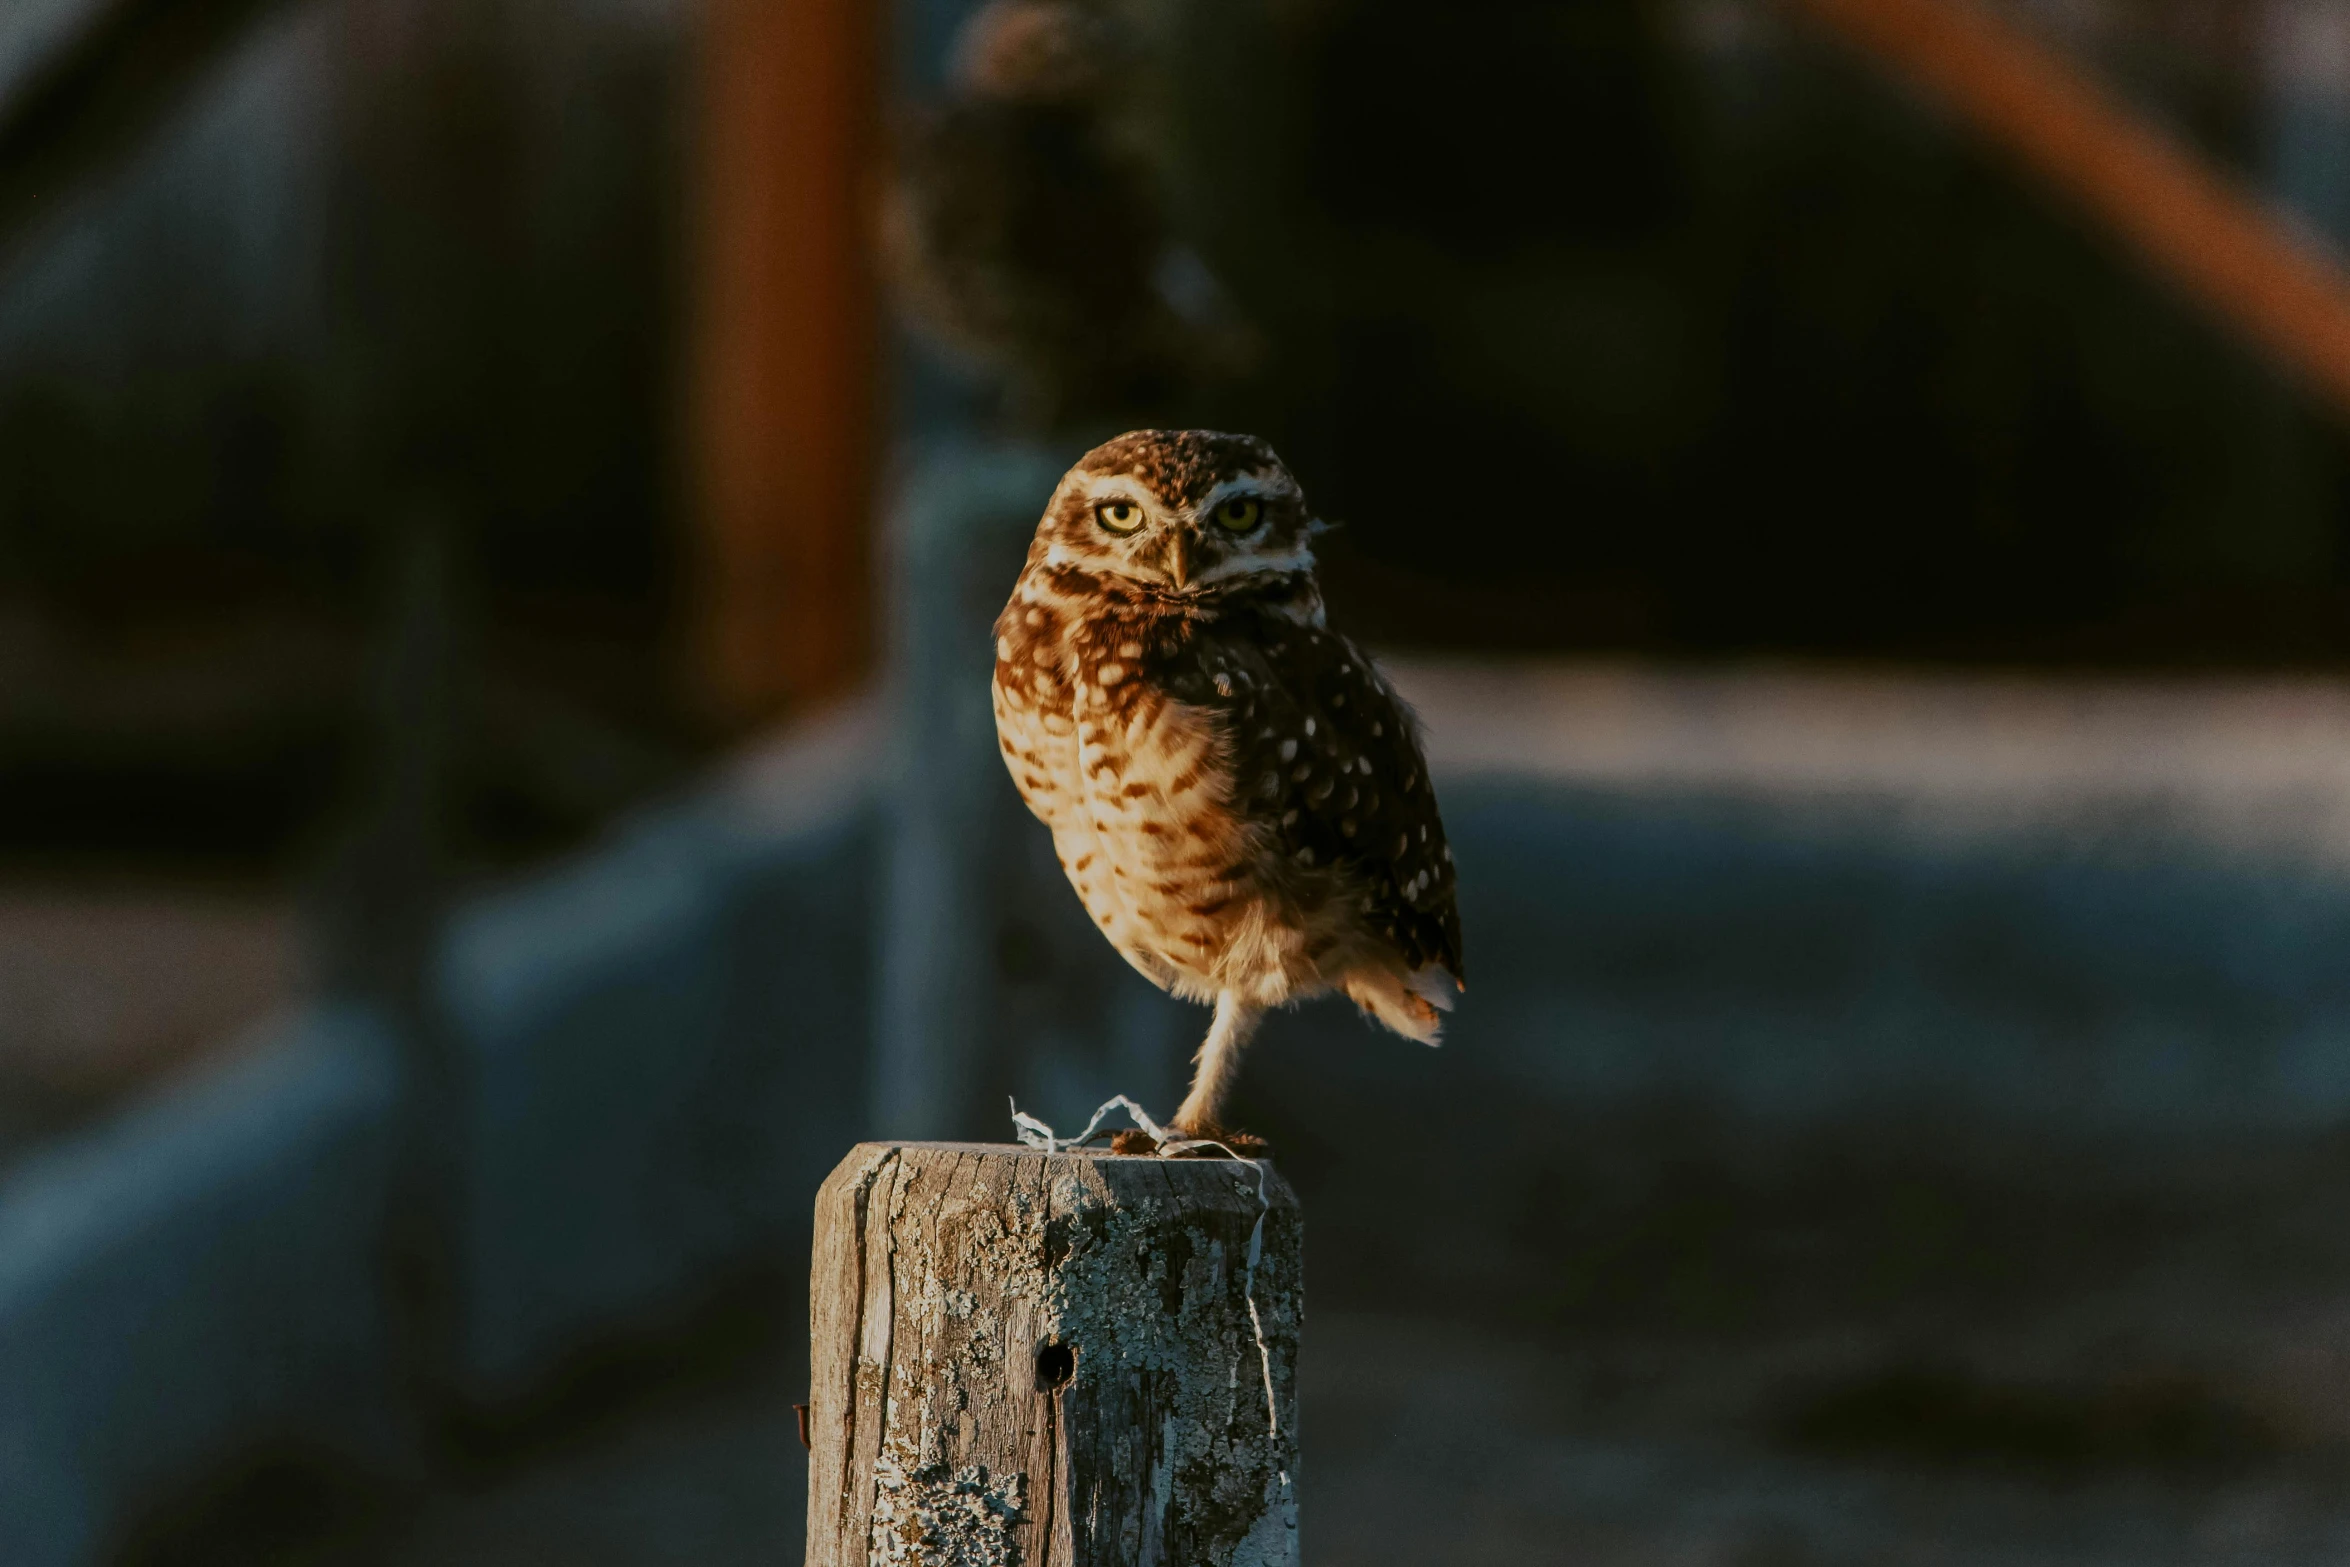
[807,1143,1302,1566]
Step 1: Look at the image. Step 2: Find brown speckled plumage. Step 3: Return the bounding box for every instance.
[992,429,1463,1142]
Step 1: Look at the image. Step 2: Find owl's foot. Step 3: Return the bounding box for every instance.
[1171,1125,1273,1159]
[1106,1126,1273,1158]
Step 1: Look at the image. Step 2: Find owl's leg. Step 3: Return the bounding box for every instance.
[1170,991,1267,1148]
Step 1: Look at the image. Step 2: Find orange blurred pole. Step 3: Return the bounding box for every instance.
[1786,0,2350,422]
[691,0,881,723]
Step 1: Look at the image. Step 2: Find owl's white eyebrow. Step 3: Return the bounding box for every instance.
[1083,480,1155,508]
[1195,476,1292,512]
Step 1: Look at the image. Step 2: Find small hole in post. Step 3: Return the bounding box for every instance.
[1035,1341,1077,1392]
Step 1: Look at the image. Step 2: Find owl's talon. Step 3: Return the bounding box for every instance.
[1169,1127,1273,1159]
[1109,1128,1161,1155]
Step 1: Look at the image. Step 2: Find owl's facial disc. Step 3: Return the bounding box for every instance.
[1037,429,1320,595]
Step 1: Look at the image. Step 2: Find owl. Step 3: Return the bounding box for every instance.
[991,429,1464,1149]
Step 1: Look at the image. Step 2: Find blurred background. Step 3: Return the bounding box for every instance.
[11,0,2350,1560]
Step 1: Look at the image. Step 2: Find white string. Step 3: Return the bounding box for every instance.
[1008,1095,1281,1438]
[1010,1092,1174,1153]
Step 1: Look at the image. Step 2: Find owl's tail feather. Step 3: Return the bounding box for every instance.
[1345,965,1453,1046]
[1410,965,1459,1013]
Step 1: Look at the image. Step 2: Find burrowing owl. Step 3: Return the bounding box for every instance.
[991,429,1464,1146]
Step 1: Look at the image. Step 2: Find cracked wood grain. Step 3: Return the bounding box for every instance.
[806,1142,1302,1566]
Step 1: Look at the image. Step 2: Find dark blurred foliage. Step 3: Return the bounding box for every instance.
[333,5,681,616]
[889,91,1189,425]
[1153,0,2350,663]
[9,0,2350,877]
[0,0,694,881]
[885,0,1256,427]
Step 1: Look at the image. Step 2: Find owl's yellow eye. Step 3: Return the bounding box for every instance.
[1095,500,1143,535]
[1213,496,1263,533]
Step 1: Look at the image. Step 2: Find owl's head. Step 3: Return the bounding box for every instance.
[1032,429,1320,596]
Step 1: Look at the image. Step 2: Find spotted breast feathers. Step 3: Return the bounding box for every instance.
[992,570,1462,985]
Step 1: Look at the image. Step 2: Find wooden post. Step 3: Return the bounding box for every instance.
[807,1143,1302,1566]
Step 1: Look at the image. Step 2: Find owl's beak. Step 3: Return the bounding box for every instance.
[1163,532,1190,590]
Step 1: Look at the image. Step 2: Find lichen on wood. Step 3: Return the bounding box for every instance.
[806,1142,1302,1567]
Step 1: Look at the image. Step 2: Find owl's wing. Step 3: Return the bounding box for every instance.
[1194,621,1464,983]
